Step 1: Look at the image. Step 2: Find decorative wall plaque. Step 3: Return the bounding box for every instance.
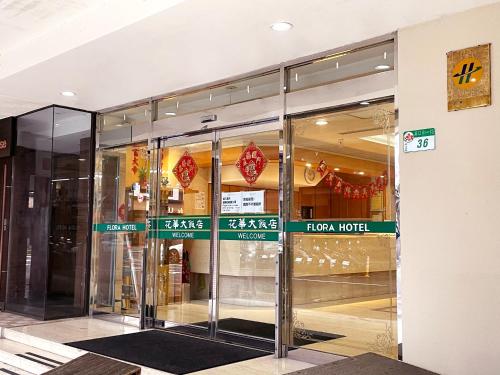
[172,151,198,188]
[447,44,491,111]
[235,142,268,184]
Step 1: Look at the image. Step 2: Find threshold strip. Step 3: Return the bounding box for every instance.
[163,329,272,354]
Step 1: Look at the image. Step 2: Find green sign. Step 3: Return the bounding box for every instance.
[94,223,146,232]
[403,128,436,153]
[149,216,211,240]
[285,221,396,234]
[219,215,279,241]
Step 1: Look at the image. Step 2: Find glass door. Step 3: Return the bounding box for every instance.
[286,100,398,358]
[214,126,281,343]
[151,135,213,338]
[91,142,149,322]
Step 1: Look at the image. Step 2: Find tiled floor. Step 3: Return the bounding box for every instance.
[0,311,43,328]
[2,316,337,374]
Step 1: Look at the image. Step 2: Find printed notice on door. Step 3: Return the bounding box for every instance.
[221,191,265,214]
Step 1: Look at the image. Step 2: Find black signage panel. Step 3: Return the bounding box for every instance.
[0,117,15,158]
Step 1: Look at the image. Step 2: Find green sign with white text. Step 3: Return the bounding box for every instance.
[219,215,279,241]
[149,216,211,239]
[285,221,396,234]
[94,223,146,232]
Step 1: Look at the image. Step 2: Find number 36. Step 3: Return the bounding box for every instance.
[417,138,429,148]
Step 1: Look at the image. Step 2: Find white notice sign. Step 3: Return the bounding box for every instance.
[221,192,241,214]
[241,190,264,213]
[221,190,265,214]
[194,192,206,210]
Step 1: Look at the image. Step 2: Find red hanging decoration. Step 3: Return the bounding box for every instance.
[352,185,361,199]
[316,159,328,177]
[172,151,199,188]
[361,186,369,199]
[324,172,335,187]
[343,184,352,199]
[235,142,268,184]
[333,176,343,194]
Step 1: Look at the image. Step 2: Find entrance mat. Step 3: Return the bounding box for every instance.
[67,330,269,374]
[169,318,344,346]
[165,323,275,352]
[286,352,438,375]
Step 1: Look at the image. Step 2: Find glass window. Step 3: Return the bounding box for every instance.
[288,41,394,92]
[157,72,280,121]
[100,104,150,147]
[289,100,398,358]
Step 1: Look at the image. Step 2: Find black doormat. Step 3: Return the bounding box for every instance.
[169,318,344,346]
[67,330,269,374]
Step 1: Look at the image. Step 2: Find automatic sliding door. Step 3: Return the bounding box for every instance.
[152,138,213,336]
[216,129,280,341]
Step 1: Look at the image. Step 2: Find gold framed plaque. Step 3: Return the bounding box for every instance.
[447,44,491,111]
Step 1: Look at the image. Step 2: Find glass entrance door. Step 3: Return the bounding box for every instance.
[91,142,149,322]
[151,136,213,337]
[214,128,280,342]
[151,125,281,345]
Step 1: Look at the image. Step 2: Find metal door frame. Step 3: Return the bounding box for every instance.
[147,119,285,350]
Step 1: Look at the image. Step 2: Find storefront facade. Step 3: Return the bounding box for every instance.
[90,35,399,358]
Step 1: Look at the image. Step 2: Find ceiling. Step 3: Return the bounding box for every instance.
[0,0,497,118]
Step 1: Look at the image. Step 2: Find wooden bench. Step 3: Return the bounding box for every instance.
[44,353,141,375]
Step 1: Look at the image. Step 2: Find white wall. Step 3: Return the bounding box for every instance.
[399,3,500,374]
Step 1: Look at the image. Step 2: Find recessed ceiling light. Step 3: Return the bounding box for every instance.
[61,91,76,97]
[165,112,176,116]
[315,119,328,126]
[334,167,340,171]
[374,65,390,70]
[358,171,365,175]
[360,101,370,105]
[116,124,123,127]
[305,163,312,168]
[78,158,86,162]
[271,21,293,31]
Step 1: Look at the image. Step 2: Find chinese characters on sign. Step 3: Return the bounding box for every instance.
[235,142,268,184]
[403,128,436,153]
[172,151,198,188]
[221,190,265,214]
[219,215,279,241]
[150,216,211,239]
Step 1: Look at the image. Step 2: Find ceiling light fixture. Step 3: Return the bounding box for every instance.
[61,91,76,97]
[305,163,312,168]
[78,158,86,162]
[375,64,390,70]
[271,21,293,31]
[358,171,365,175]
[360,101,370,105]
[165,112,176,116]
[116,124,123,127]
[315,119,328,126]
[334,167,340,171]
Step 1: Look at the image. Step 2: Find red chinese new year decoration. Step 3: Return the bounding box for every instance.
[315,160,388,200]
[235,142,268,184]
[131,148,140,174]
[172,151,198,188]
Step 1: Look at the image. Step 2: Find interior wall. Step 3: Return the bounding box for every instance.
[398,3,500,374]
